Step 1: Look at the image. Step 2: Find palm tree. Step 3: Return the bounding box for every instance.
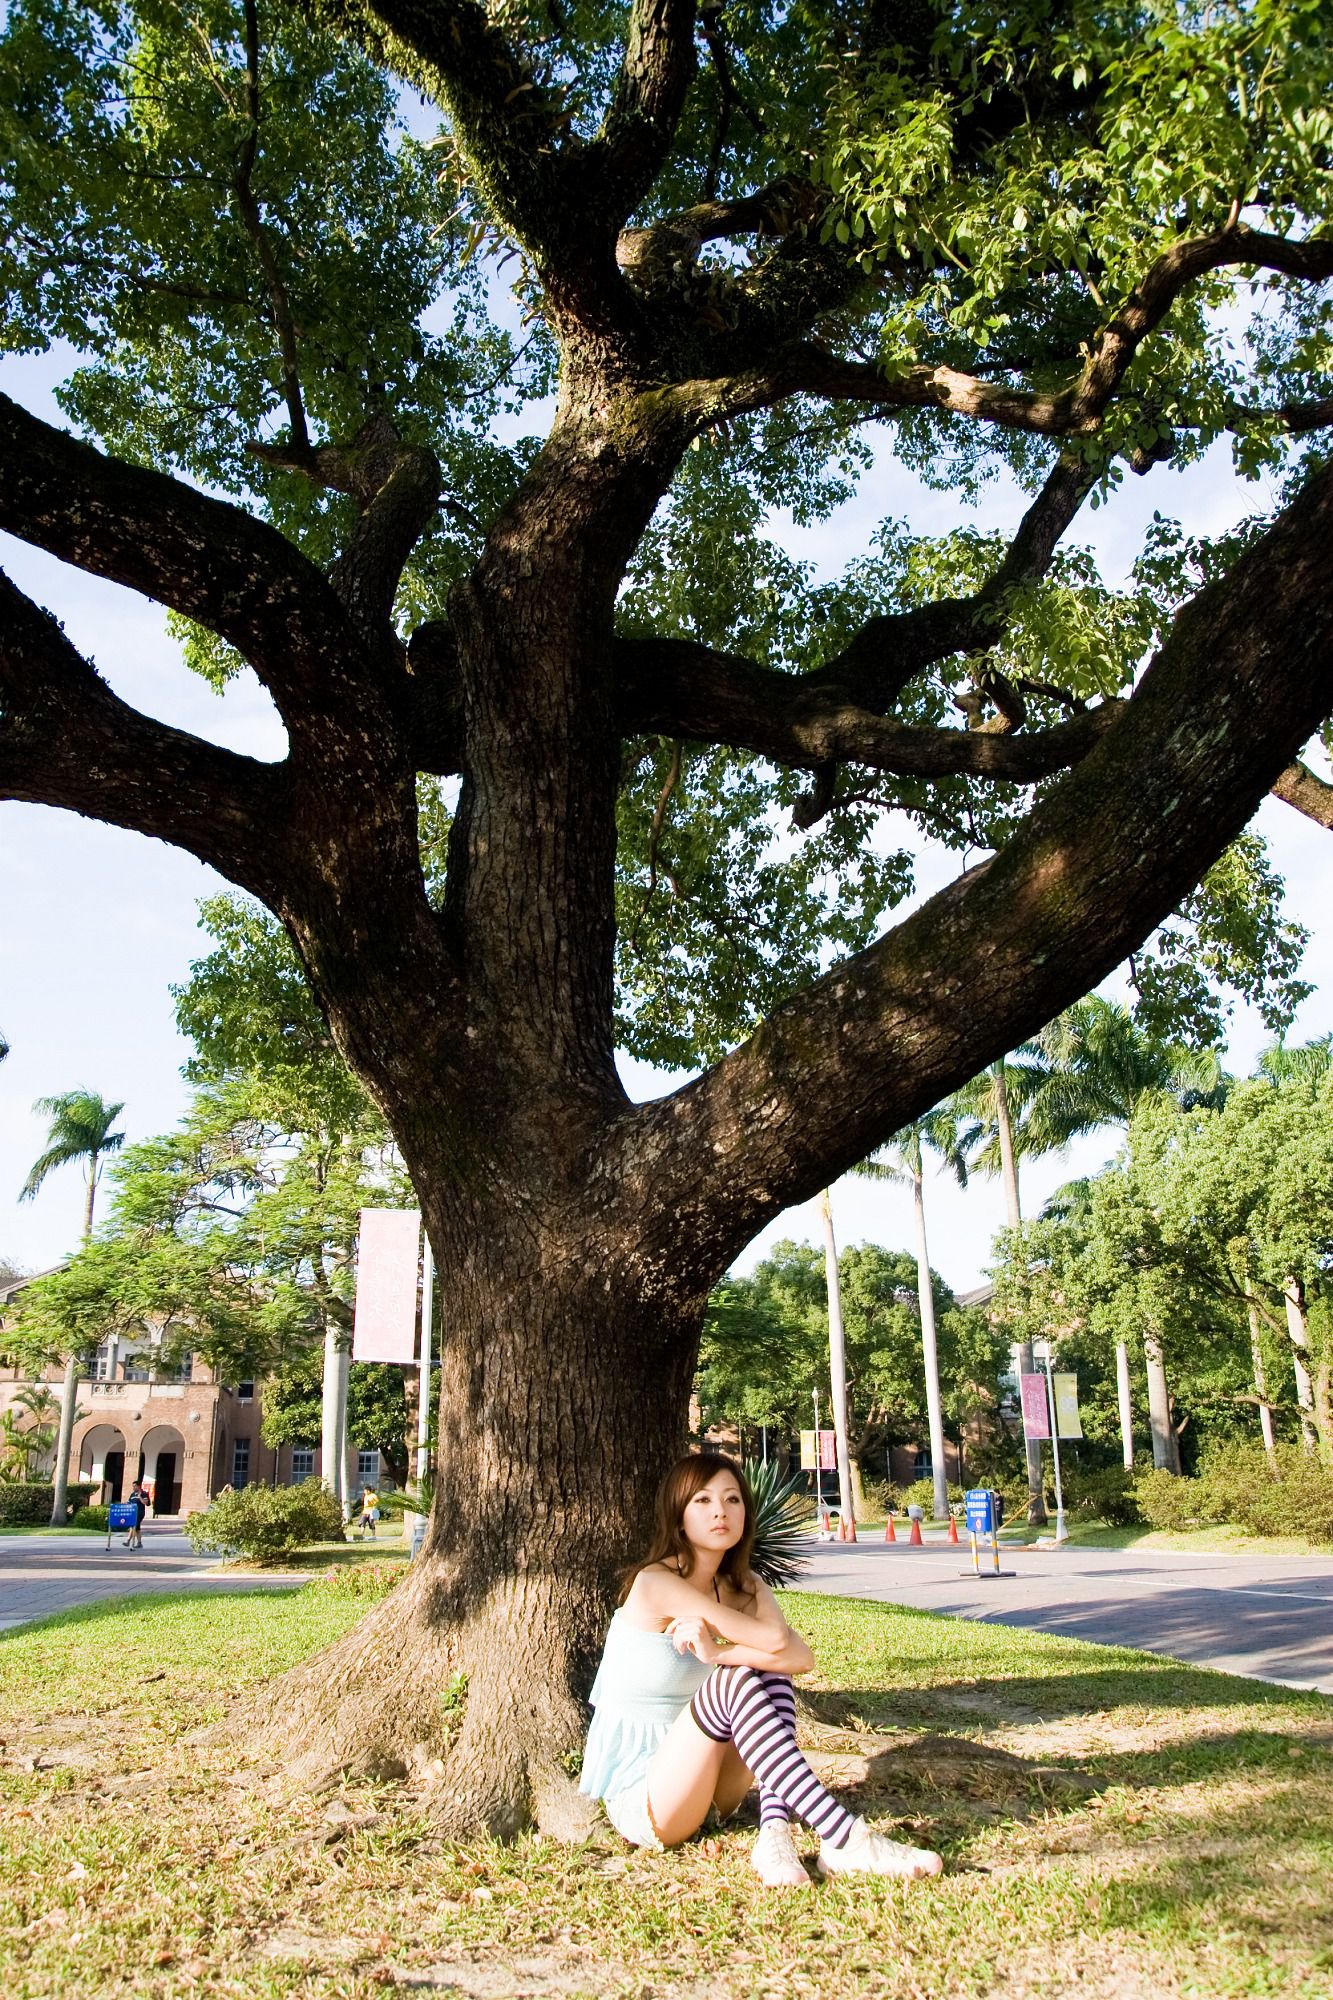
[952,1002,1223,1495]
[856,1108,968,1524]
[19,1090,126,1524]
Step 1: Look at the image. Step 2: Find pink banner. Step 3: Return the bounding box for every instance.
[352,1208,421,1363]
[819,1429,836,1471]
[1020,1372,1050,1440]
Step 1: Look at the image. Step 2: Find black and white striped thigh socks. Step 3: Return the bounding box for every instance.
[690,1664,856,1846]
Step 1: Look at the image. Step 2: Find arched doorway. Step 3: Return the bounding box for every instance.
[139,1424,186,1515]
[78,1424,129,1504]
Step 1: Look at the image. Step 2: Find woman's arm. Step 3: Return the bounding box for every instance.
[667,1616,815,1675]
[626,1567,790,1652]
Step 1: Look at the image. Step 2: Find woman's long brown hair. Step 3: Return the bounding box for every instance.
[618,1452,757,1604]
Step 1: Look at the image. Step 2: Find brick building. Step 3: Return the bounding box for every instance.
[0,1273,386,1516]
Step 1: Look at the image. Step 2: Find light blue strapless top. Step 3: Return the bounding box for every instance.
[579,1610,710,1801]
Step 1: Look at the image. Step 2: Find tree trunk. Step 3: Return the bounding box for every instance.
[48,1353,79,1527]
[998,1089,1046,1522]
[1115,1339,1135,1470]
[1283,1278,1320,1455]
[818,1190,856,1525]
[1144,1331,1179,1473]
[911,1168,949,1523]
[1246,1295,1277,1470]
[321,1320,351,1515]
[240,1240,701,1835]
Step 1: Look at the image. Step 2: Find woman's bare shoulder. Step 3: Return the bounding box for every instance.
[621,1562,678,1629]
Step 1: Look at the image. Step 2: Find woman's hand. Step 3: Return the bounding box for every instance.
[667,1616,723,1664]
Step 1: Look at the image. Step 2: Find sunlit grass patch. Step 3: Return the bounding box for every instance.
[1,1586,1331,1998]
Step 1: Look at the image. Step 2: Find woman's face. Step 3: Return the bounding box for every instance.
[680,1471,746,1556]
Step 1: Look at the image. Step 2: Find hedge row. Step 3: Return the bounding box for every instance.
[0,1482,97,1525]
[1136,1443,1333,1543]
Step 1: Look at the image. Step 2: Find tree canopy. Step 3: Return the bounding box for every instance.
[3,0,1332,1827]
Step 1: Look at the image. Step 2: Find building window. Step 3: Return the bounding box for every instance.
[912,1449,933,1480]
[235,1380,254,1403]
[356,1449,380,1488]
[232,1438,251,1490]
[290,1447,315,1483]
[122,1350,150,1383]
[175,1352,195,1383]
[93,1342,114,1382]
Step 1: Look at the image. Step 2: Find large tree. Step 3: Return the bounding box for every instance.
[2,0,1332,1831]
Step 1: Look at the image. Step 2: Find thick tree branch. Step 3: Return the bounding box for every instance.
[0,569,289,900]
[615,636,1122,778]
[590,1,697,223]
[698,224,1333,442]
[1273,759,1333,831]
[255,413,441,628]
[614,456,1333,1280]
[0,392,356,719]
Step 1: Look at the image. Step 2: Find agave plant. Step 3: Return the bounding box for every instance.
[742,1457,812,1590]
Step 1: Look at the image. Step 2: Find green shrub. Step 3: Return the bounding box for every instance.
[899,1477,965,1520]
[859,1478,901,1518]
[1134,1445,1333,1543]
[1064,1464,1140,1527]
[0,1482,96,1525]
[185,1479,346,1563]
[71,1504,110,1531]
[1134,1468,1209,1531]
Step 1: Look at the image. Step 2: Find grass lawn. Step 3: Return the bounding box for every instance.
[2,1585,1331,2000]
[213,1537,413,1575]
[0,1524,91,1538]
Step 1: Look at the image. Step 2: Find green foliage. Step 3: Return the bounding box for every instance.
[1136,1443,1333,1543]
[71,1503,110,1531]
[184,1476,345,1561]
[307,1560,404,1600]
[899,1476,965,1519]
[0,1482,95,1524]
[739,1456,811,1590]
[1062,1464,1140,1527]
[262,1355,410,1486]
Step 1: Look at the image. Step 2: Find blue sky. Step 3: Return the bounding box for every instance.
[2,344,1329,1295]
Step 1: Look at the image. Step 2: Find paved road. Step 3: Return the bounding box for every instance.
[798,1534,1333,1693]
[0,1523,304,1633]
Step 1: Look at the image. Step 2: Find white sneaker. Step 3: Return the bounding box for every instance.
[818,1821,943,1880]
[750,1821,811,1887]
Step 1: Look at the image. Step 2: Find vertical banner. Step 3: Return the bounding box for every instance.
[1053,1373,1083,1438]
[352,1208,422,1363]
[800,1430,838,1471]
[1019,1372,1051,1439]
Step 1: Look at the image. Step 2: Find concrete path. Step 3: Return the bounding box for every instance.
[799,1534,1333,1693]
[0,1522,304,1634]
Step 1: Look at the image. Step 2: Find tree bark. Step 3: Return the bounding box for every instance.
[321,1321,351,1516]
[1115,1339,1135,1470]
[243,1234,700,1835]
[1144,1331,1179,1473]
[48,1353,79,1527]
[1283,1278,1320,1456]
[1246,1295,1277,1470]
[818,1191,856,1526]
[911,1168,950,1523]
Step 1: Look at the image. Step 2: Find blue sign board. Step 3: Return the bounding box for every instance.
[107,1502,138,1531]
[964,1488,997,1535]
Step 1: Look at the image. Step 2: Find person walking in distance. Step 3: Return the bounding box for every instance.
[125,1475,149,1550]
[580,1452,943,1887]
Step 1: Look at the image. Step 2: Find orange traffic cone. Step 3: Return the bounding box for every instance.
[947,1516,959,1545]
[884,1514,897,1543]
[845,1514,858,1542]
[908,1517,924,1546]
